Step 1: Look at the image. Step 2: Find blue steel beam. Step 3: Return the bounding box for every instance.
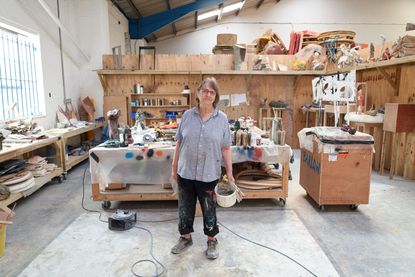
[129,0,226,39]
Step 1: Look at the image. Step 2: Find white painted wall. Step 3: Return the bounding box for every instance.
[108,3,129,52]
[151,0,415,54]
[0,0,127,129]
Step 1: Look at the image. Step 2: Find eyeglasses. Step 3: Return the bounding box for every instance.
[200,89,216,96]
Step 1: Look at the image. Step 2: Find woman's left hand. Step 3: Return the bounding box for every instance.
[227,174,235,185]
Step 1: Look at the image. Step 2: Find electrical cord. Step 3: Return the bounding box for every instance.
[81,162,108,223]
[131,225,167,277]
[80,162,167,276]
[219,221,318,277]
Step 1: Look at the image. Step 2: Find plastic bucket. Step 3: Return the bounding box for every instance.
[0,224,6,257]
[215,183,237,208]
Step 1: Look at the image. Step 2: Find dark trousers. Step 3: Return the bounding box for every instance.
[177,175,219,237]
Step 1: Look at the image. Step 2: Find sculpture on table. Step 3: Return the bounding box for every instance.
[107,109,121,140]
[357,89,365,114]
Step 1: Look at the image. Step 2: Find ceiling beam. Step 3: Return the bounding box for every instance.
[256,0,265,9]
[165,0,177,35]
[129,0,226,39]
[111,0,129,19]
[236,0,245,16]
[216,3,224,22]
[125,0,142,18]
[194,11,198,29]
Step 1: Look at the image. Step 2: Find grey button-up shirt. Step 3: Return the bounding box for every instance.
[176,107,231,182]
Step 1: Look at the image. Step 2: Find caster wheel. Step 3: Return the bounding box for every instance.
[350,204,359,210]
[63,173,67,180]
[102,201,111,210]
[58,175,64,183]
[319,205,325,211]
[279,198,286,207]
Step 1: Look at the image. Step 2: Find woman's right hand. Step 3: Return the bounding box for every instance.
[171,171,178,182]
[171,164,178,182]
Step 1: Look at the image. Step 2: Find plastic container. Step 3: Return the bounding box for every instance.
[215,183,237,208]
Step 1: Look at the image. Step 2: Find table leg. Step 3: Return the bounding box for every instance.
[380,131,387,175]
[389,133,399,180]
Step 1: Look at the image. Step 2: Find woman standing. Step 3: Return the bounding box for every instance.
[170,77,234,259]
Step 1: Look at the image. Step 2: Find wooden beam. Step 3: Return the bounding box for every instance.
[256,0,265,9]
[111,0,129,19]
[216,3,224,22]
[236,0,245,16]
[165,0,177,35]
[125,0,142,18]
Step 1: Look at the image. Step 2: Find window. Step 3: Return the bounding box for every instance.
[0,22,45,120]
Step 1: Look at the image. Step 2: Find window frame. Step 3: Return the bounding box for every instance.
[0,20,45,121]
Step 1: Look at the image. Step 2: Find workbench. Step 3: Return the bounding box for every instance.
[0,136,64,206]
[89,143,291,209]
[47,122,104,173]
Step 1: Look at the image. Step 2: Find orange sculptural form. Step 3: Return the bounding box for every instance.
[357,89,365,114]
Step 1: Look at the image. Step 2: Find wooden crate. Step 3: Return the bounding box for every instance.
[383,103,415,133]
[299,141,372,208]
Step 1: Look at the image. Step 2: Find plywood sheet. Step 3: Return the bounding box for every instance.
[102,55,139,70]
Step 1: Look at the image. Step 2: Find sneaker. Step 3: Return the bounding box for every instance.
[171,236,193,254]
[205,239,219,260]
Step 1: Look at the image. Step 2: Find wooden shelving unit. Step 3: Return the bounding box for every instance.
[0,136,64,207]
[128,93,191,126]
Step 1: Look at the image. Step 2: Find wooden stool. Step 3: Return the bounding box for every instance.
[303,107,324,127]
[258,108,273,130]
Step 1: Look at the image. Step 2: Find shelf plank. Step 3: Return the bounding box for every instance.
[97,69,323,76]
[66,153,89,171]
[0,136,60,163]
[130,93,191,97]
[131,105,189,109]
[97,55,415,77]
[47,122,104,139]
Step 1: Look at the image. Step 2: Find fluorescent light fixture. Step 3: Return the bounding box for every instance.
[198,1,245,21]
[223,1,245,13]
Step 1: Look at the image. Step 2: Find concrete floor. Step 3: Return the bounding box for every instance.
[1,149,415,276]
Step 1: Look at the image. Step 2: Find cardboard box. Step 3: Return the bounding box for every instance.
[0,205,15,257]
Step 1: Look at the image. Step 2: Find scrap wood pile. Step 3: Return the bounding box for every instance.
[1,118,49,144]
[233,162,282,190]
[0,156,58,200]
[26,155,57,177]
[254,29,288,55]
